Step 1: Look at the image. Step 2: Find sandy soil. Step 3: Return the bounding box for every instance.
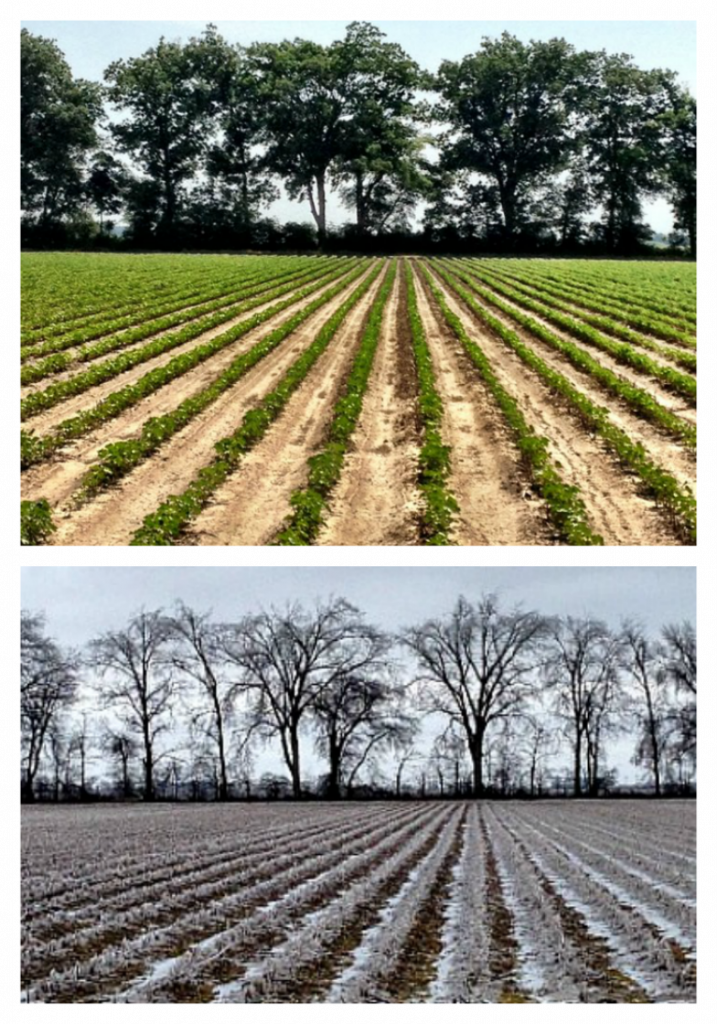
[317,267,423,546]
[413,267,555,546]
[422,267,678,545]
[47,266,379,546]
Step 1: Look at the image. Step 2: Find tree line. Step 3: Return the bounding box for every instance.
[20,594,696,803]
[21,22,696,256]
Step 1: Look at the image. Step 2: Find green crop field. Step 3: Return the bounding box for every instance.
[21,253,696,546]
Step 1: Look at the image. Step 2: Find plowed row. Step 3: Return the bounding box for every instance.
[21,800,696,1003]
[21,255,696,545]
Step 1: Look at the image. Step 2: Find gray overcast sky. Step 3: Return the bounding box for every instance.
[22,566,695,650]
[21,20,695,233]
[16,565,696,786]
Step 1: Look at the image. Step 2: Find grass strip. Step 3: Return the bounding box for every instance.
[429,262,696,543]
[272,262,397,545]
[129,263,385,545]
[419,264,603,545]
[437,260,696,449]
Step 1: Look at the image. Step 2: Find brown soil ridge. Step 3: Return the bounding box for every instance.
[317,262,423,546]
[413,264,556,546]
[45,266,380,546]
[184,265,389,546]
[422,265,678,546]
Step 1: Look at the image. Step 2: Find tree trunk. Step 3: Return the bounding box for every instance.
[470,730,485,797]
[573,732,582,797]
[325,736,341,799]
[289,729,302,799]
[316,173,327,248]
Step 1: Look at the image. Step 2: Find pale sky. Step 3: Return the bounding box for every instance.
[21,20,696,233]
[21,566,695,649]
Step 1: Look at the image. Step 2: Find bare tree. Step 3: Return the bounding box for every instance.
[101,725,138,798]
[621,620,670,795]
[403,594,550,796]
[520,714,558,798]
[224,598,388,799]
[311,644,412,798]
[88,608,175,802]
[21,610,78,802]
[168,602,241,800]
[66,713,93,800]
[544,616,622,797]
[661,620,696,775]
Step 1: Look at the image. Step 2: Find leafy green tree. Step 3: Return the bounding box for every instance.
[85,151,129,235]
[435,33,584,245]
[583,54,667,254]
[104,37,214,242]
[660,82,696,256]
[189,26,278,240]
[21,28,102,230]
[331,22,425,235]
[250,22,425,244]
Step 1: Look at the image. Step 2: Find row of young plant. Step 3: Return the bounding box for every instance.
[129,263,386,544]
[21,258,318,363]
[20,498,56,546]
[429,263,696,543]
[437,261,696,449]
[470,262,697,372]
[273,263,397,545]
[404,263,459,544]
[21,261,256,349]
[20,260,369,474]
[419,264,604,546]
[21,260,353,405]
[76,262,384,503]
[516,262,697,326]
[20,254,222,337]
[457,264,697,401]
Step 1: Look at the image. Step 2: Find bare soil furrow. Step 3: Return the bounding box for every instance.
[414,265,554,545]
[423,269,675,545]
[185,267,389,546]
[318,264,422,545]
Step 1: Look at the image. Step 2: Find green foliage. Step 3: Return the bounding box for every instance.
[274,261,398,544]
[130,262,385,544]
[421,263,603,546]
[430,262,695,543]
[21,29,102,226]
[435,33,587,241]
[404,263,458,544]
[20,499,56,546]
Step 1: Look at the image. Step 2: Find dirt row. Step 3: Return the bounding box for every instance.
[23,258,695,545]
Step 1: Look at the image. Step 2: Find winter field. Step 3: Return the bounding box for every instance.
[21,799,696,1003]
